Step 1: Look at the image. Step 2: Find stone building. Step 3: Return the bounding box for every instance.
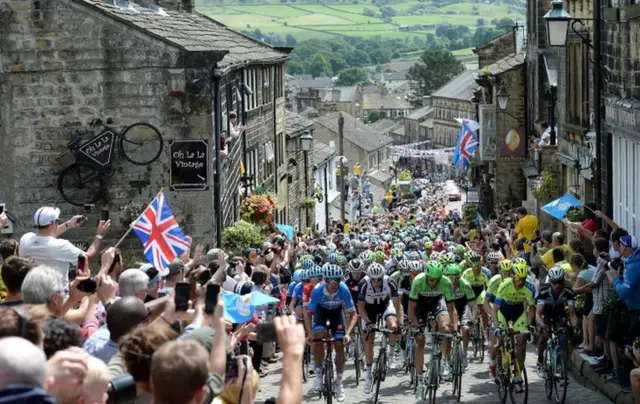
[284,111,315,231]
[361,93,414,123]
[402,104,433,145]
[0,0,288,245]
[321,87,363,119]
[431,70,477,149]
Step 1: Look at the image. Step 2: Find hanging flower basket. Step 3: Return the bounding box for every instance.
[398,169,412,182]
[119,201,148,228]
[315,186,324,203]
[222,220,265,257]
[240,193,276,229]
[300,197,316,209]
[532,170,556,202]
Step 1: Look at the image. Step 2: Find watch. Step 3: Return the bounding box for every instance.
[94,234,103,240]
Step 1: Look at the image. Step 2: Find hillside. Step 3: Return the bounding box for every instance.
[195,0,525,43]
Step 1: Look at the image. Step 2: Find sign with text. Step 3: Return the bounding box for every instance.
[170,140,209,191]
[479,104,497,161]
[79,131,115,166]
[500,126,526,158]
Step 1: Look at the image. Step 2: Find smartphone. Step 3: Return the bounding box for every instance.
[204,284,220,314]
[174,283,190,311]
[199,269,212,285]
[68,268,77,282]
[256,323,277,344]
[77,278,97,293]
[0,203,5,215]
[101,209,109,221]
[77,255,86,273]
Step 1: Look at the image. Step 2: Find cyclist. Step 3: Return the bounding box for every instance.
[344,259,366,307]
[306,264,358,402]
[408,260,455,396]
[287,269,303,316]
[424,240,433,258]
[358,262,401,393]
[491,260,536,391]
[444,263,477,369]
[484,259,514,378]
[461,250,492,329]
[486,251,501,275]
[534,266,578,376]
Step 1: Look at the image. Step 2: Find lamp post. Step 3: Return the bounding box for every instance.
[300,130,313,230]
[392,154,400,183]
[544,0,603,210]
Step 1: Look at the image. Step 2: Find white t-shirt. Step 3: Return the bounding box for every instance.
[223,275,237,292]
[538,130,551,147]
[19,233,85,293]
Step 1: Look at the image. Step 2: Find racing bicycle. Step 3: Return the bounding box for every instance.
[471,318,486,363]
[416,317,454,404]
[494,325,530,404]
[352,322,363,386]
[450,330,464,402]
[312,321,336,404]
[543,326,569,404]
[368,324,399,404]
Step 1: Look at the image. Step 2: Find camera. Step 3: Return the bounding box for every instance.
[106,374,137,404]
[225,352,239,381]
[610,257,624,276]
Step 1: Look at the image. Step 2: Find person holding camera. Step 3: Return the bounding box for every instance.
[608,235,640,343]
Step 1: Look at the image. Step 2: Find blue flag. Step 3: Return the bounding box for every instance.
[222,291,280,323]
[276,224,294,241]
[451,121,479,172]
[542,193,584,220]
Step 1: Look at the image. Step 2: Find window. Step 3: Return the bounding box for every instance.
[276,132,284,168]
[567,42,589,126]
[274,64,284,99]
[613,134,639,235]
[263,67,272,104]
[245,148,259,191]
[263,141,275,181]
[243,69,258,111]
[368,153,376,170]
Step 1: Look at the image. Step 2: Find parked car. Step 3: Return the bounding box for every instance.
[445,185,462,201]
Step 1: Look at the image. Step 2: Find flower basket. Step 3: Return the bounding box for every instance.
[565,206,585,222]
[300,197,316,209]
[532,170,557,202]
[222,220,265,257]
[119,201,148,228]
[240,193,276,228]
[335,167,348,177]
[398,169,412,182]
[315,187,324,203]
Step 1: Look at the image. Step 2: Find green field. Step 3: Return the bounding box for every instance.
[196,1,524,42]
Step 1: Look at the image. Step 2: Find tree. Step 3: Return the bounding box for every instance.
[336,67,369,85]
[476,18,485,26]
[346,49,371,67]
[285,34,297,46]
[407,50,465,106]
[287,60,305,75]
[330,56,348,74]
[368,110,380,123]
[307,53,332,78]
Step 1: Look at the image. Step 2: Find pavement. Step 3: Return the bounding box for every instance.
[255,343,612,403]
[569,350,634,404]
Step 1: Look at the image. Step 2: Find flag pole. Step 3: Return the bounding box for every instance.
[113,189,164,249]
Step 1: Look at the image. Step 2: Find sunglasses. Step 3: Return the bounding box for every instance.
[326,278,340,284]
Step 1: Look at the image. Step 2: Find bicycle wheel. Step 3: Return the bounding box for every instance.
[118,122,164,165]
[325,360,334,404]
[543,348,553,399]
[373,349,385,404]
[496,353,510,404]
[509,361,528,404]
[479,327,486,363]
[302,347,309,383]
[553,354,568,404]
[57,162,103,206]
[473,324,480,359]
[353,330,361,386]
[452,344,463,402]
[427,360,438,404]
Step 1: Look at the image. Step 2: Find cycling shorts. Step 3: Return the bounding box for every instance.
[416,298,449,323]
[361,300,397,329]
[497,309,528,332]
[312,306,347,341]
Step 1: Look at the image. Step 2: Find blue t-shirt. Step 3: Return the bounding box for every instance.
[307,282,355,312]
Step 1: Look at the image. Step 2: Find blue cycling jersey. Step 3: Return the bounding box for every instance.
[307,281,356,312]
[292,282,304,301]
[287,281,298,297]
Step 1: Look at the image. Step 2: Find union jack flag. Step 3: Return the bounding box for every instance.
[452,121,479,172]
[132,191,190,271]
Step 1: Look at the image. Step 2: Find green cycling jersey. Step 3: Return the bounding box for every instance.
[409,273,454,302]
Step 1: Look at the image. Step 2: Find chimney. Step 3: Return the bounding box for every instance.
[157,0,194,12]
[422,96,431,107]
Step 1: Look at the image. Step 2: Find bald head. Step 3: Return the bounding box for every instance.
[106,297,147,342]
[0,337,47,389]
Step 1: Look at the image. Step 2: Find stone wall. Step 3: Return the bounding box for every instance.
[285,137,316,230]
[476,32,516,69]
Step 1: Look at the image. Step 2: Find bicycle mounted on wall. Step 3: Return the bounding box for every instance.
[56,118,164,206]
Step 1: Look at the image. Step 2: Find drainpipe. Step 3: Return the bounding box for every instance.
[213,69,223,247]
[240,69,249,197]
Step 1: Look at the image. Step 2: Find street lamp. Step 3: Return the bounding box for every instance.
[300,130,313,229]
[392,154,400,183]
[543,0,571,47]
[496,86,510,111]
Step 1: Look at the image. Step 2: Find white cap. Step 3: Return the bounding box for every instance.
[34,207,60,226]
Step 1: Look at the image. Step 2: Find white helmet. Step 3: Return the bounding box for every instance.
[547,267,565,282]
[367,263,386,279]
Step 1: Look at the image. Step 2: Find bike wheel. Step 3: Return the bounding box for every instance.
[325,361,334,404]
[553,354,568,404]
[302,348,308,383]
[479,327,486,363]
[452,345,463,402]
[509,362,528,404]
[353,332,361,386]
[118,122,164,165]
[496,353,510,404]
[543,349,553,399]
[373,350,385,404]
[428,361,438,404]
[473,324,480,359]
[57,162,103,206]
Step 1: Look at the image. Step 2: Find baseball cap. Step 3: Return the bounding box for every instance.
[205,248,228,265]
[620,235,638,249]
[139,263,169,283]
[165,259,186,276]
[34,207,60,226]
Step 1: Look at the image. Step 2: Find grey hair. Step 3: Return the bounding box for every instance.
[22,265,64,304]
[118,269,150,297]
[0,337,47,389]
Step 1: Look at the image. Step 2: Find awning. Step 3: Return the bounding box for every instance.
[556,152,593,180]
[520,158,539,178]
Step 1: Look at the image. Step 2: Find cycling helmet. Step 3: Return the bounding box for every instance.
[425,261,444,279]
[424,241,433,249]
[367,263,386,279]
[513,261,529,279]
[348,259,364,272]
[429,251,441,261]
[293,269,303,283]
[447,245,457,254]
[234,281,253,296]
[439,252,456,266]
[398,259,410,271]
[323,264,343,279]
[408,241,419,250]
[407,251,421,261]
[486,252,501,263]
[301,258,315,270]
[547,267,565,282]
[512,257,527,267]
[408,260,422,272]
[335,253,347,267]
[359,250,373,264]
[301,269,311,281]
[395,242,406,251]
[328,252,338,265]
[444,263,462,277]
[372,250,386,263]
[499,259,513,273]
[455,245,467,255]
[311,265,324,279]
[465,250,481,264]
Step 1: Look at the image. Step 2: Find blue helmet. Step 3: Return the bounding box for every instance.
[323,263,343,279]
[293,269,303,283]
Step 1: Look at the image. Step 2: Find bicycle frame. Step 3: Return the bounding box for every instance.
[312,323,336,404]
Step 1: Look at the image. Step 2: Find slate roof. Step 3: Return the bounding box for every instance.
[367,119,397,133]
[406,105,433,120]
[362,93,413,110]
[285,111,314,137]
[313,141,335,166]
[431,70,478,101]
[392,125,405,136]
[77,0,287,71]
[380,71,408,81]
[289,76,334,89]
[322,87,358,103]
[314,113,393,152]
[484,52,526,77]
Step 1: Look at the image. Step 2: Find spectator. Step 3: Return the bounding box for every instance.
[150,340,209,404]
[571,253,596,354]
[0,256,35,307]
[159,260,185,295]
[563,202,598,240]
[610,227,630,259]
[118,269,150,300]
[139,264,166,303]
[43,317,83,359]
[514,207,538,253]
[0,337,54,403]
[545,247,573,283]
[83,296,148,364]
[0,238,19,300]
[541,232,571,269]
[0,305,49,347]
[50,355,109,404]
[213,356,260,404]
[19,206,110,294]
[570,239,597,267]
[609,235,640,342]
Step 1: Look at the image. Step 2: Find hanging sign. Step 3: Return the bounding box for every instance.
[169,140,209,191]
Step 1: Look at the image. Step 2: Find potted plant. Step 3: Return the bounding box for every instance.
[222,220,265,257]
[119,201,148,228]
[565,206,585,222]
[315,186,324,203]
[300,197,316,209]
[532,170,557,202]
[240,193,276,230]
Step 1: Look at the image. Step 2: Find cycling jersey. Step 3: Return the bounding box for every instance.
[286,281,298,305]
[291,282,305,308]
[307,282,355,313]
[536,283,575,326]
[409,273,454,322]
[485,274,505,304]
[461,267,492,298]
[302,283,314,307]
[389,271,412,296]
[357,275,398,308]
[344,273,363,303]
[494,278,536,331]
[449,278,475,320]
